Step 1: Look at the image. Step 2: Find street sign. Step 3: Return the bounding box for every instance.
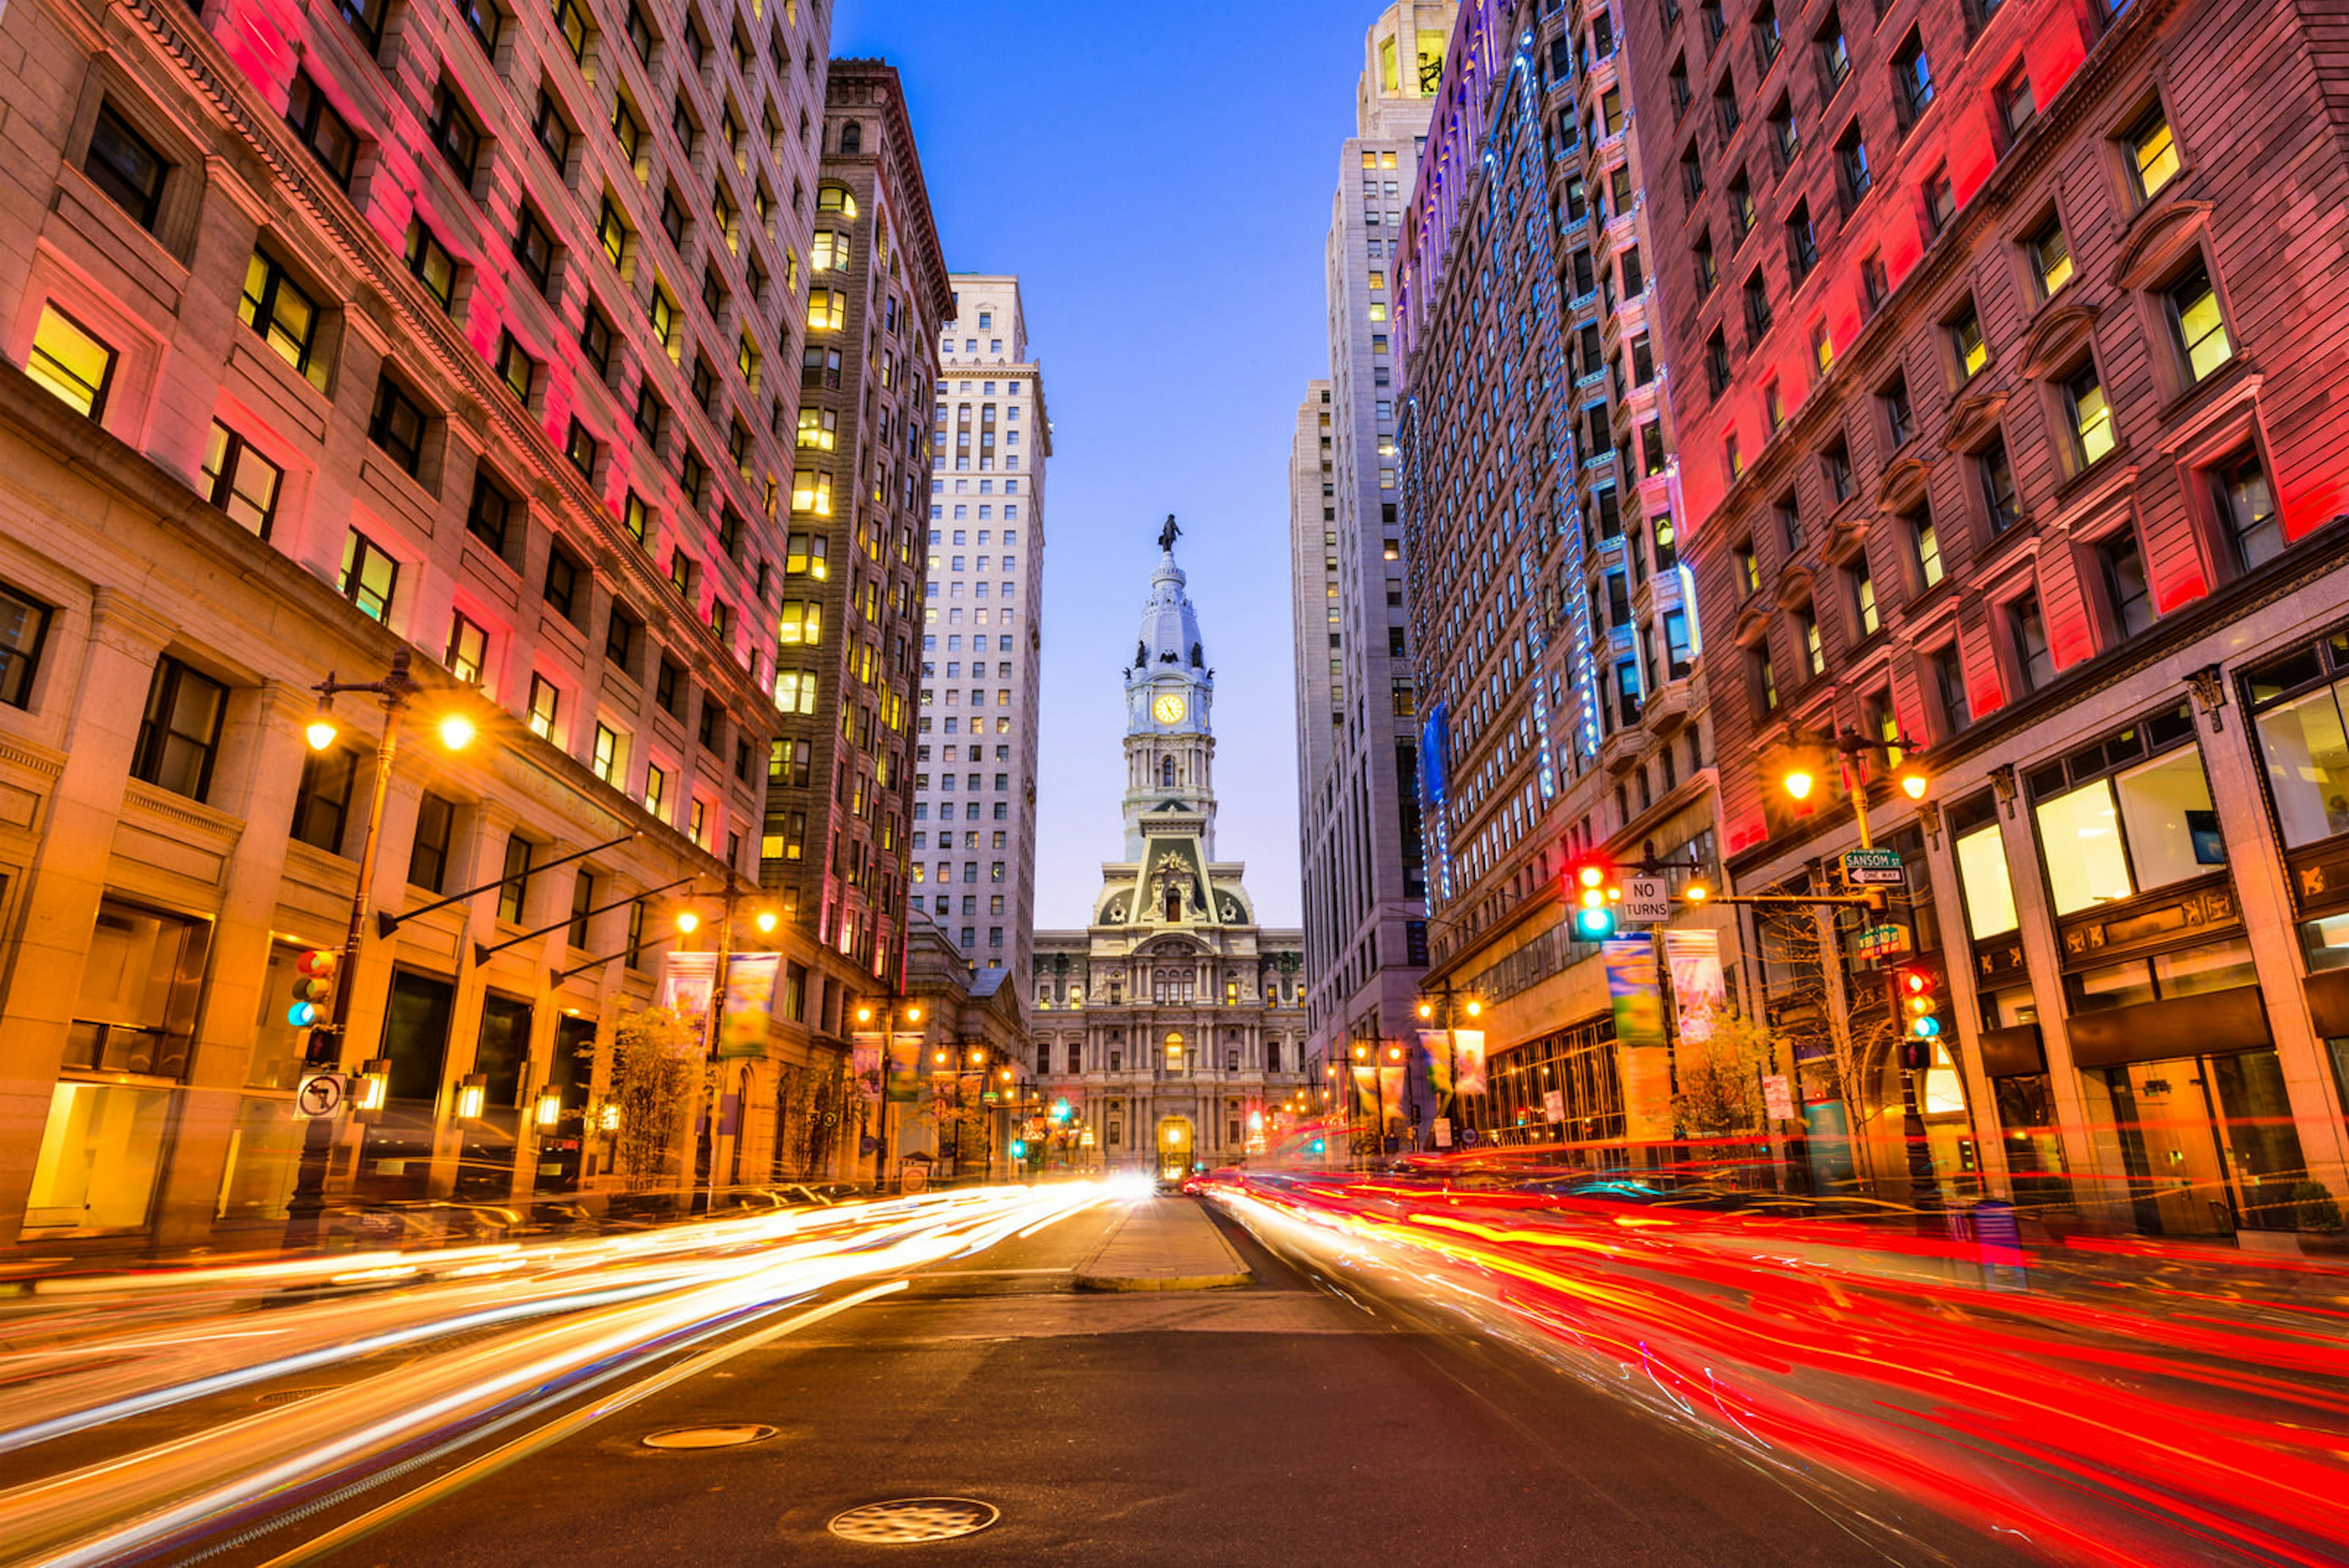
[1619,875,1670,924]
[295,1071,346,1119]
[1854,922,1913,959]
[1762,1074,1795,1121]
[1841,847,1906,886]
[1542,1087,1566,1123]
[1433,1116,1453,1149]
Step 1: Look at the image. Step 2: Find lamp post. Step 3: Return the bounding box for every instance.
[675,871,782,1214]
[1780,725,1938,1208]
[284,650,472,1250]
[1413,984,1486,1148]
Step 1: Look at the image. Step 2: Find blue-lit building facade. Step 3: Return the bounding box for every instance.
[1395,0,1731,1146]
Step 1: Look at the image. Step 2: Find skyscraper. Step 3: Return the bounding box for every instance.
[761,60,948,1005]
[1291,1,1451,1137]
[1033,530,1307,1174]
[919,275,1049,993]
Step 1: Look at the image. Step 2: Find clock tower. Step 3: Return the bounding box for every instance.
[1123,526,1217,858]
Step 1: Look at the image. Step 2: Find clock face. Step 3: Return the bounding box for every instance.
[1152,691,1187,725]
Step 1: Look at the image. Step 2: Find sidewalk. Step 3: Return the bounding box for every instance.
[1074,1196,1252,1291]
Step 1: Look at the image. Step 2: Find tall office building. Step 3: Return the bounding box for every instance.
[761,61,948,1003]
[1290,2,1450,1132]
[1389,0,1723,1146]
[1032,535,1307,1173]
[918,275,1049,993]
[0,0,849,1247]
[1621,0,2349,1221]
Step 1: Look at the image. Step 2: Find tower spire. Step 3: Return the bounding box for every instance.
[1123,527,1217,858]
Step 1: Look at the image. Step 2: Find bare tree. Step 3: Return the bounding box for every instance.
[1751,897,1902,1193]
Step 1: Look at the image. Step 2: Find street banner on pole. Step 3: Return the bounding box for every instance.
[1762,1073,1796,1121]
[1419,1029,1453,1095]
[1433,1116,1452,1149]
[1378,1063,1406,1127]
[1603,939,1666,1049]
[656,952,716,1038]
[718,953,780,1058]
[1452,1029,1488,1096]
[1663,929,1727,1043]
[1621,1043,1673,1143]
[850,1031,881,1102]
[1353,1064,1379,1119]
[885,1032,921,1104]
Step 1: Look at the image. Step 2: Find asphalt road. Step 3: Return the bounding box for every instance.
[299,1198,2023,1568]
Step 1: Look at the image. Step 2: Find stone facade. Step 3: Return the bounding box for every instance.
[1291,1,1447,1132]
[0,0,867,1249]
[1622,0,2349,1224]
[918,274,1048,994]
[1032,538,1307,1175]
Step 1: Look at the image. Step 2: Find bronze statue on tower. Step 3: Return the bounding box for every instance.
[1157,513,1181,552]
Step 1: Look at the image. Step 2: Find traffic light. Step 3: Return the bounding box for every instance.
[287,948,338,1029]
[1049,1098,1071,1124]
[1568,855,1617,941]
[1009,1139,1026,1159]
[1892,962,1940,1071]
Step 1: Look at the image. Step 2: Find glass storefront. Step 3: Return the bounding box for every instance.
[24,1082,175,1230]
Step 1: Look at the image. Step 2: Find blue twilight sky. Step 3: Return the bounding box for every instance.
[831,0,1392,929]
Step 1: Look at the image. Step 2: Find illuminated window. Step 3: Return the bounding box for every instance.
[797,407,836,450]
[2124,105,2179,203]
[526,673,560,740]
[1911,510,1945,589]
[596,196,631,270]
[445,611,488,683]
[2213,448,2282,571]
[807,286,844,330]
[200,420,281,538]
[644,760,669,818]
[2062,362,2116,468]
[404,220,458,311]
[0,580,54,711]
[492,330,535,404]
[646,282,676,346]
[773,669,818,714]
[816,182,858,217]
[778,600,822,645]
[340,529,398,621]
[812,229,852,271]
[591,722,623,783]
[790,469,832,516]
[1951,302,1987,378]
[2027,217,2073,298]
[563,417,599,477]
[2164,262,2232,383]
[25,305,115,420]
[240,250,327,390]
[785,532,828,577]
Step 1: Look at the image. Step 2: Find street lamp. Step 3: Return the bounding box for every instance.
[284,649,475,1249]
[672,871,782,1212]
[855,997,923,1192]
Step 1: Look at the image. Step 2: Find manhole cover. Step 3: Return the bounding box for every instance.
[640,1423,778,1449]
[826,1498,999,1544]
[254,1388,334,1405]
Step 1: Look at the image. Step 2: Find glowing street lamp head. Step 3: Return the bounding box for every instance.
[1416,998,1434,1020]
[437,713,477,750]
[905,1005,923,1024]
[754,910,779,934]
[1899,767,1930,801]
[1463,998,1483,1019]
[855,1005,874,1025]
[1783,768,1816,801]
[674,910,700,935]
[1685,882,1711,903]
[305,715,338,752]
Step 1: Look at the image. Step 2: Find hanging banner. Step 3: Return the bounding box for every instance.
[1603,938,1667,1050]
[1621,1044,1674,1143]
[850,1031,883,1103]
[1353,1064,1379,1119]
[885,1031,921,1104]
[1451,1029,1488,1096]
[1419,1030,1453,1096]
[1378,1063,1407,1127]
[1662,929,1727,1044]
[718,953,781,1058]
[657,952,718,1039]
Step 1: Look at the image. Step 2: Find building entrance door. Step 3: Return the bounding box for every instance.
[2102,1063,2233,1238]
[1156,1116,1193,1181]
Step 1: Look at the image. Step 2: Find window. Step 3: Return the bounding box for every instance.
[409,792,456,891]
[1931,642,1971,735]
[1892,32,1933,125]
[1768,96,1798,170]
[511,204,557,294]
[291,744,355,853]
[1850,563,1879,636]
[2027,217,2073,297]
[2164,262,2232,383]
[1998,70,2036,142]
[446,611,488,683]
[1822,439,1852,502]
[563,417,599,477]
[532,86,574,168]
[2213,448,2282,571]
[340,529,398,622]
[612,97,644,166]
[2247,638,2349,847]
[1797,606,1825,677]
[1734,541,1759,598]
[543,543,584,622]
[1728,171,1754,241]
[2063,362,2116,468]
[198,422,281,538]
[497,833,533,924]
[1785,203,1817,283]
[1978,438,2021,533]
[2099,530,2154,637]
[404,220,457,312]
[1836,122,1870,208]
[1775,493,1803,553]
[367,373,426,476]
[1694,231,1716,295]
[778,600,822,645]
[578,302,615,377]
[1704,329,1730,396]
[492,331,536,404]
[797,407,837,450]
[785,532,828,577]
[0,580,54,709]
[1881,374,1913,447]
[132,656,227,800]
[466,470,514,558]
[284,72,357,189]
[23,304,114,422]
[1860,250,1889,314]
[1951,303,1987,379]
[428,81,483,181]
[2030,719,2217,914]
[239,250,327,391]
[84,103,169,230]
[1817,18,1850,92]
[1743,270,1772,338]
[1753,645,1779,713]
[604,603,640,671]
[596,198,631,271]
[1923,165,1956,235]
[1910,508,1945,587]
[568,871,596,948]
[334,0,388,46]
[2124,103,2180,203]
[591,721,623,783]
[644,761,669,818]
[2008,591,2054,691]
[1953,799,2016,940]
[526,674,559,740]
[457,0,502,55]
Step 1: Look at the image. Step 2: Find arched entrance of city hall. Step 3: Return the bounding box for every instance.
[1156,1116,1195,1181]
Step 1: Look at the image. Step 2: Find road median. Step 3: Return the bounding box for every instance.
[1074,1197,1252,1291]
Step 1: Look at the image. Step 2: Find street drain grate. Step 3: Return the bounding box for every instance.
[826,1498,999,1544]
[640,1423,778,1449]
[254,1388,334,1405]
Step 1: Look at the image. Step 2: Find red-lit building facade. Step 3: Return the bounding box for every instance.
[0,0,878,1250]
[1625,0,2349,1231]
[758,60,944,994]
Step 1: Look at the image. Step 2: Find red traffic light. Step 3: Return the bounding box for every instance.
[288,948,340,1028]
